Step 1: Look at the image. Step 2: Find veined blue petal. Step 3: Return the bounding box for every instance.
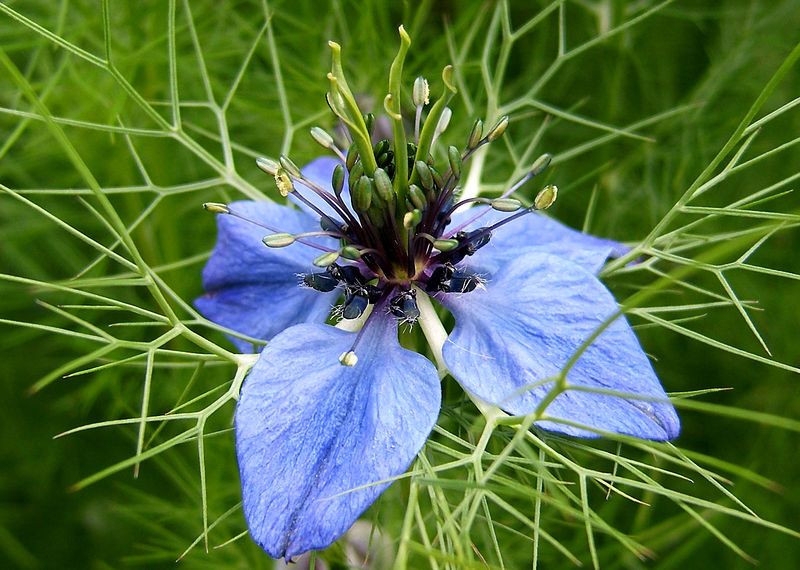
[290,157,353,221]
[448,208,627,274]
[439,252,679,440]
[236,318,440,559]
[195,200,336,352]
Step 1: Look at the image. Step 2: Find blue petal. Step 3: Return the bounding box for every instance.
[290,157,353,221]
[447,208,628,274]
[439,252,679,440]
[236,318,440,559]
[195,200,336,352]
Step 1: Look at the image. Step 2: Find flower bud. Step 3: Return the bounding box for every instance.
[409,185,426,210]
[332,164,345,198]
[364,113,375,136]
[310,126,335,149]
[531,153,552,176]
[467,119,483,149]
[448,146,462,179]
[203,202,229,214]
[313,251,340,267]
[412,77,429,106]
[353,175,373,212]
[534,184,558,210]
[262,233,296,248]
[415,160,434,190]
[373,168,393,202]
[279,155,301,177]
[255,156,279,176]
[486,116,509,141]
[274,168,295,197]
[339,351,358,367]
[491,198,522,212]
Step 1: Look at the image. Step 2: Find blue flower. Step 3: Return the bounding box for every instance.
[196,155,680,560]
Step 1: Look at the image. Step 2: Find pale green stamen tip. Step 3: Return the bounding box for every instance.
[486,116,509,142]
[491,198,522,213]
[339,351,358,367]
[412,76,429,106]
[313,251,340,267]
[256,156,279,176]
[341,245,362,260]
[534,184,558,210]
[274,169,295,197]
[531,153,553,176]
[310,126,335,149]
[262,233,296,248]
[203,202,229,214]
[433,239,459,252]
[403,209,422,229]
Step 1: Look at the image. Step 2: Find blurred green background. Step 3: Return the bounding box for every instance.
[1,0,799,568]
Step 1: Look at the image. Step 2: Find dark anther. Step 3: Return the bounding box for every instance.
[329,264,366,287]
[320,215,346,235]
[342,290,370,320]
[303,271,339,292]
[459,229,492,253]
[449,271,483,293]
[365,284,383,304]
[389,289,420,322]
[426,264,481,294]
[426,263,455,292]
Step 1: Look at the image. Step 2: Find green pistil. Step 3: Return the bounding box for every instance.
[327,42,378,175]
[387,26,411,209]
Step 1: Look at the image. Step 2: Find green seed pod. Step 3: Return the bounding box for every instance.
[373,168,393,202]
[409,184,426,210]
[448,146,462,179]
[262,233,296,248]
[467,119,483,149]
[332,164,345,198]
[491,198,523,212]
[534,184,558,210]
[353,175,373,212]
[415,160,434,190]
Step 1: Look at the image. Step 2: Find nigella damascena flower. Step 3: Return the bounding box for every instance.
[195,29,679,561]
